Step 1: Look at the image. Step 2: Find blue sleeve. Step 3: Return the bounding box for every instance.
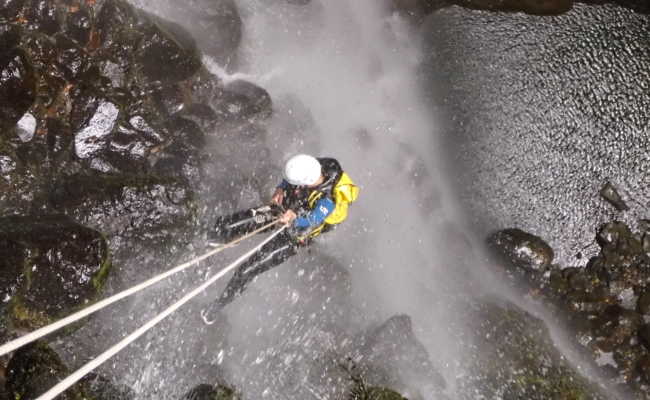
[277,180,290,189]
[294,197,335,228]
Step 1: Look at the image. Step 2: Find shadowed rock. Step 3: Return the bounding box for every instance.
[487,228,554,285]
[180,384,240,400]
[0,215,111,329]
[349,314,446,399]
[600,181,628,211]
[6,341,86,399]
[0,48,36,133]
[459,299,607,399]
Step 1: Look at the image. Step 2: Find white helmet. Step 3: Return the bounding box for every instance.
[283,154,321,186]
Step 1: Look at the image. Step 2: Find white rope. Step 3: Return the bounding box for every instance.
[0,220,280,358]
[36,224,287,400]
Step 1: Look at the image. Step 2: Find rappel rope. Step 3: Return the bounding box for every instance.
[36,223,287,400]
[0,220,282,358]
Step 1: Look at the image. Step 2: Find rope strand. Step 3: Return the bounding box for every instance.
[0,220,280,358]
[36,224,287,400]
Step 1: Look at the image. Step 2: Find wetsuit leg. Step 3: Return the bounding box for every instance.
[208,206,277,243]
[214,231,297,308]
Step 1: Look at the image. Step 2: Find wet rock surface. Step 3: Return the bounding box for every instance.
[487,228,555,280]
[180,384,240,400]
[457,298,608,399]
[489,223,650,397]
[0,215,110,329]
[128,0,242,66]
[5,341,87,400]
[348,315,446,398]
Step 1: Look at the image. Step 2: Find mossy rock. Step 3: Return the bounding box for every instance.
[350,386,408,400]
[5,341,87,400]
[459,299,607,399]
[181,383,240,400]
[0,215,111,330]
[50,171,198,268]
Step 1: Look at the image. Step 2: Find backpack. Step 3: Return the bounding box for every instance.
[323,172,359,225]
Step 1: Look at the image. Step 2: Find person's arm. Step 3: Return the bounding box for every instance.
[293,197,335,228]
[272,180,290,205]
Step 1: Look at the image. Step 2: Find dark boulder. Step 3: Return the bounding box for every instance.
[0,215,111,328]
[349,314,446,398]
[64,6,93,46]
[459,299,607,399]
[486,228,554,283]
[211,79,273,124]
[600,181,628,211]
[144,0,242,66]
[0,24,21,51]
[0,0,26,21]
[54,33,91,82]
[0,48,36,133]
[180,384,240,400]
[187,0,241,66]
[136,13,202,83]
[50,172,197,269]
[596,222,643,268]
[23,0,64,35]
[6,341,87,400]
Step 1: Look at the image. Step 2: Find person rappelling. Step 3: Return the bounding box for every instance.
[200,154,359,325]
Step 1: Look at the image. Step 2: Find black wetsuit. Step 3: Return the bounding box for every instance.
[207,158,343,310]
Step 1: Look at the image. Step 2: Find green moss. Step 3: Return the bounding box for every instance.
[8,296,51,330]
[91,235,112,292]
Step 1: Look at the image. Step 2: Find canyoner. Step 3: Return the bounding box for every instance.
[200,154,359,324]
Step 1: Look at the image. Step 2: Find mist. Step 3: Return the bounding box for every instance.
[96,0,491,398]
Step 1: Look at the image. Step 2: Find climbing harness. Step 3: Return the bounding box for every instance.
[34,224,287,400]
[0,220,282,359]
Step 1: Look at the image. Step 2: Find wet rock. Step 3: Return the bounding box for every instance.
[212,80,273,124]
[600,181,629,211]
[15,112,37,141]
[639,324,650,349]
[95,0,142,66]
[486,228,554,283]
[189,0,241,65]
[596,222,643,268]
[74,100,120,160]
[81,373,136,400]
[180,383,240,400]
[591,306,641,353]
[64,6,93,46]
[0,24,21,51]
[146,0,242,66]
[0,0,26,22]
[54,33,91,82]
[6,341,87,400]
[349,314,446,399]
[638,291,650,315]
[459,299,607,399]
[136,13,201,83]
[23,0,63,35]
[0,215,111,328]
[50,172,197,269]
[0,48,37,133]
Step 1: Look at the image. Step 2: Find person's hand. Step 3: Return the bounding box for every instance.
[278,209,297,225]
[271,188,284,206]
